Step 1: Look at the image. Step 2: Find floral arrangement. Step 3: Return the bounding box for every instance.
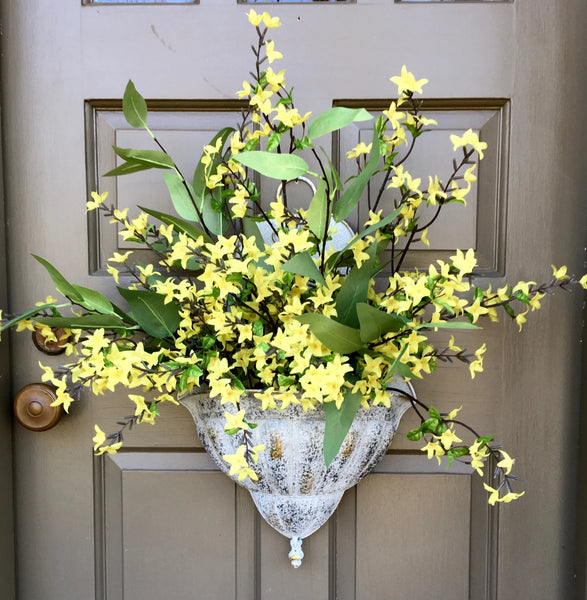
[1,10,585,506]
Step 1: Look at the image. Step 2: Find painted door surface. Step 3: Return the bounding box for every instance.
[1,1,585,599]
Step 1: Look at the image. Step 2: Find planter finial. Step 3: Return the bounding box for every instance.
[288,537,304,568]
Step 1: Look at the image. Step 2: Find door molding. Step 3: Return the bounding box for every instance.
[0,64,16,600]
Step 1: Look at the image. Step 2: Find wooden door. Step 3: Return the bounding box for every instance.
[1,1,585,598]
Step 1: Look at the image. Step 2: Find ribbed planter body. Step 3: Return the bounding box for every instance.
[180,380,412,565]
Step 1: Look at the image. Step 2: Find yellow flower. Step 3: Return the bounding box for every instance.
[515,309,529,332]
[106,265,120,284]
[93,425,107,451]
[86,191,108,211]
[483,483,500,506]
[450,129,488,159]
[551,265,567,280]
[469,343,486,379]
[499,491,525,503]
[420,439,445,465]
[224,409,248,432]
[223,445,249,476]
[496,450,515,475]
[128,394,149,417]
[265,40,283,64]
[95,441,123,456]
[465,298,489,324]
[346,142,372,159]
[390,65,428,96]
[247,9,263,26]
[15,319,34,332]
[450,248,477,275]
[262,13,281,29]
[447,406,462,420]
[436,428,462,450]
[236,80,252,100]
[249,444,266,463]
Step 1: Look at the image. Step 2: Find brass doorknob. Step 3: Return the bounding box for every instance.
[14,383,63,431]
[31,326,71,355]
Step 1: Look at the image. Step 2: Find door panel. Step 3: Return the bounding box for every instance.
[1,1,585,598]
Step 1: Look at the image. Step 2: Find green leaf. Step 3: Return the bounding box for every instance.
[334,244,377,329]
[421,418,440,433]
[163,172,199,222]
[308,107,373,140]
[103,160,154,177]
[407,429,423,441]
[295,313,363,354]
[390,360,419,380]
[139,205,211,244]
[449,446,469,458]
[243,218,266,249]
[333,126,381,222]
[202,334,216,350]
[112,147,175,170]
[356,303,407,343]
[122,80,148,129]
[429,407,442,420]
[252,320,264,337]
[280,253,326,286]
[35,314,133,330]
[323,389,363,467]
[414,321,481,331]
[71,285,116,315]
[266,131,282,152]
[117,288,181,339]
[233,151,309,181]
[202,187,229,236]
[382,343,409,384]
[32,255,84,303]
[306,179,328,239]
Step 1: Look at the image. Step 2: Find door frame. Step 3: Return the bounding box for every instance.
[0,66,16,600]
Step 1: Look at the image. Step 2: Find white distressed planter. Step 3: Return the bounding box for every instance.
[180,380,413,567]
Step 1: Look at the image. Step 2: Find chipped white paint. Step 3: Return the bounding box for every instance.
[180,379,413,566]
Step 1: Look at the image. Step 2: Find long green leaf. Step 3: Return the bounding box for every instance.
[308,107,373,140]
[113,147,174,170]
[306,179,328,239]
[35,314,133,331]
[164,172,199,222]
[281,253,326,286]
[334,244,377,329]
[103,160,154,178]
[122,80,148,129]
[414,321,481,331]
[233,151,309,181]
[32,255,83,303]
[295,313,363,354]
[71,285,116,315]
[323,389,363,467]
[333,126,381,222]
[139,205,211,244]
[356,303,407,343]
[117,288,181,339]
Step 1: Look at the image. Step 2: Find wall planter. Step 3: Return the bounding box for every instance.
[181,380,413,566]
